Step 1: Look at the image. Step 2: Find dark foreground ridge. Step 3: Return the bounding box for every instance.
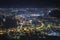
[0,34,60,40]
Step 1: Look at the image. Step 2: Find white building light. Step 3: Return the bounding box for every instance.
[30,14,40,16]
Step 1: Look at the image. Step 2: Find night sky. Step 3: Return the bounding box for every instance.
[0,0,60,18]
[0,0,60,8]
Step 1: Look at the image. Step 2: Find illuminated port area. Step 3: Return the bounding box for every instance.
[0,8,60,40]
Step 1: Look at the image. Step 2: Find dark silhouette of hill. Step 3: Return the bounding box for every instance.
[49,9,60,18]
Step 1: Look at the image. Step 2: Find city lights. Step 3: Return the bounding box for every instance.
[0,8,60,40]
